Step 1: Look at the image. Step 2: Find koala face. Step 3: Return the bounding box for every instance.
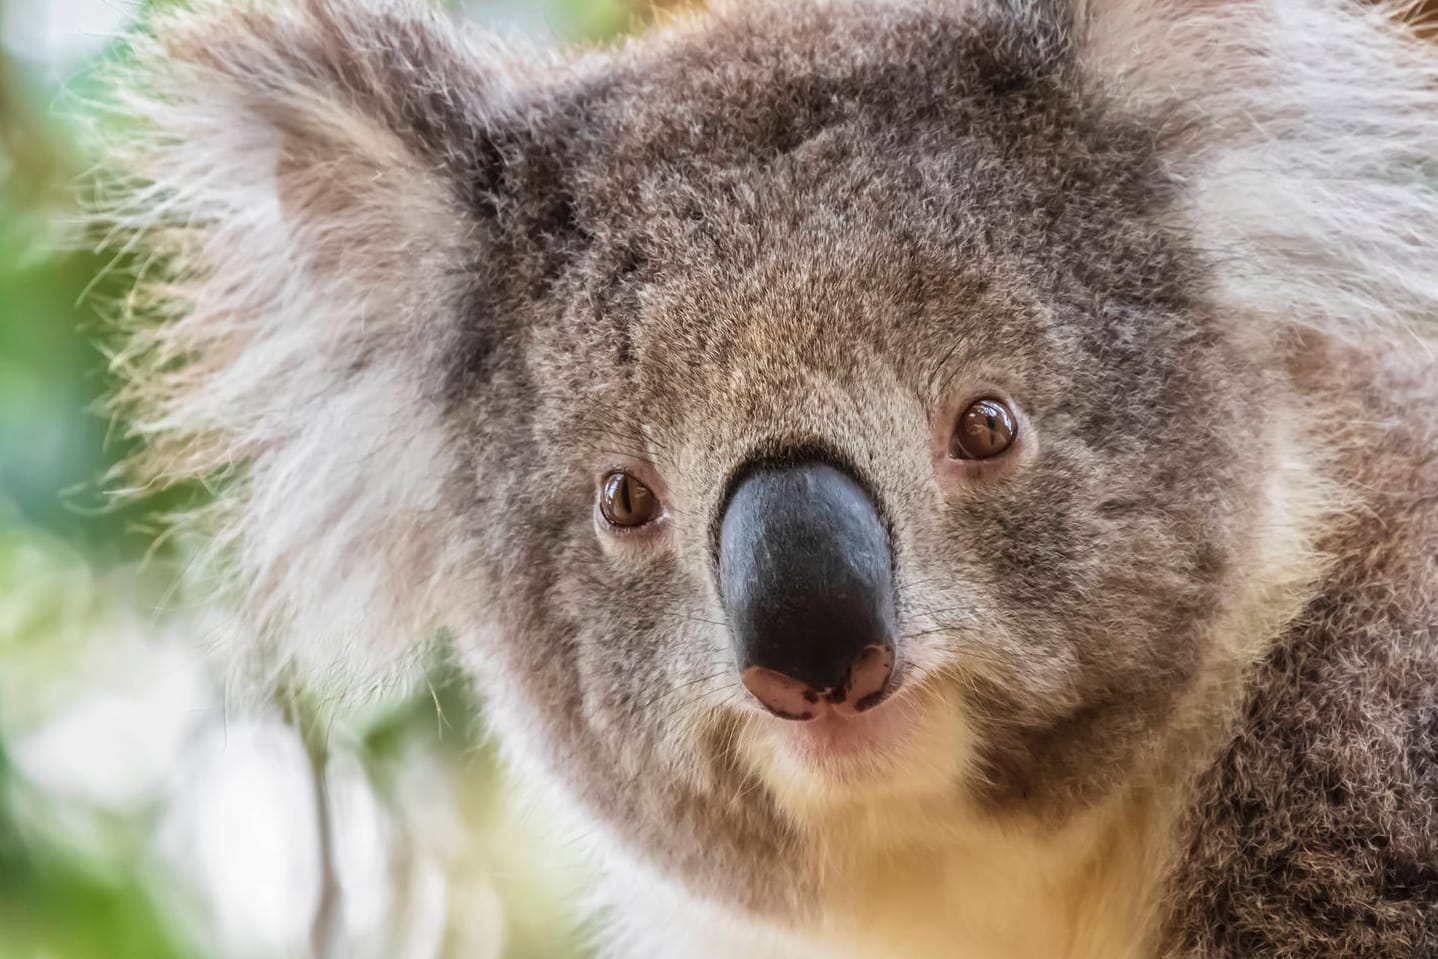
[434,2,1276,910]
[116,0,1301,918]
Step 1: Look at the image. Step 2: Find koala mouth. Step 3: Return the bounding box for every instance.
[735,682,950,803]
[771,687,916,761]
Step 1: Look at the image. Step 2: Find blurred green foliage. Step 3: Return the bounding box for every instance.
[0,1,654,956]
[0,62,156,561]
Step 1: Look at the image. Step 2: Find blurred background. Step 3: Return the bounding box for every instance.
[0,2,659,957]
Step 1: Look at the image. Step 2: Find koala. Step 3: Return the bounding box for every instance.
[100,0,1438,956]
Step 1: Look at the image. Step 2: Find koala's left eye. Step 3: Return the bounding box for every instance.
[599,471,662,528]
[949,397,1018,460]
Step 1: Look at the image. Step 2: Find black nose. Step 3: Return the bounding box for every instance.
[717,461,897,721]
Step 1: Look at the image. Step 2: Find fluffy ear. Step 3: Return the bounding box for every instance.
[99,0,557,691]
[1075,0,1438,344]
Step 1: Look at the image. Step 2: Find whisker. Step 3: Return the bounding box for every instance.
[636,669,732,714]
[678,614,730,630]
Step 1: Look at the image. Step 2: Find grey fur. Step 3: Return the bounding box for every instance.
[98,0,1438,954]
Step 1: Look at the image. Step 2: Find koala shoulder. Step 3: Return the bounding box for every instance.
[1164,347,1438,958]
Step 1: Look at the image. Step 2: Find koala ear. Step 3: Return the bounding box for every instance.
[1074,0,1438,345]
[100,0,557,691]
[129,0,539,280]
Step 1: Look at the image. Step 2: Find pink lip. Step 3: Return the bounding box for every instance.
[771,695,914,764]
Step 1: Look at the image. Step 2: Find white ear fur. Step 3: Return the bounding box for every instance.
[96,0,528,694]
[1083,0,1438,346]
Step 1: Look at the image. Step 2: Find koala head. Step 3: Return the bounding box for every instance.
[110,0,1412,918]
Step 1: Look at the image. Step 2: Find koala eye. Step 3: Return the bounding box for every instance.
[599,471,662,528]
[949,398,1018,460]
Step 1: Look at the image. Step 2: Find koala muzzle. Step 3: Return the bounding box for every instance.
[718,461,898,721]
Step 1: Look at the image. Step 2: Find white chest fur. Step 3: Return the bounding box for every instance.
[597,784,1175,959]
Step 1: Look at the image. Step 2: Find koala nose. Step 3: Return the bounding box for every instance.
[717,461,898,721]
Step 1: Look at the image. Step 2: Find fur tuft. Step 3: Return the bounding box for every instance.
[91,0,535,692]
[1085,0,1438,346]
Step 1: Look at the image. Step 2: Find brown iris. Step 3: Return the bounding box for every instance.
[599,472,661,527]
[950,398,1018,460]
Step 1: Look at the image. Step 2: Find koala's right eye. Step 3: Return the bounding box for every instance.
[950,398,1018,460]
[599,471,662,528]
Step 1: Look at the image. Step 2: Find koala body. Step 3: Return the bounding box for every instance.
[104,0,1438,956]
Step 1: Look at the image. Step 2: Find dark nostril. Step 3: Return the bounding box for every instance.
[741,644,895,721]
[846,644,895,712]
